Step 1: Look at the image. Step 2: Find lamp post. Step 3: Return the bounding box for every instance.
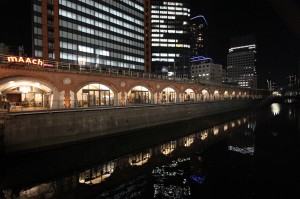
[173,60,176,78]
[96,54,102,73]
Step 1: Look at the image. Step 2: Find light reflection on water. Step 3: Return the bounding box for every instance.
[271,103,281,115]
[1,113,256,199]
[8,99,300,198]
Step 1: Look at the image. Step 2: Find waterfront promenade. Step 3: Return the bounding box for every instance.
[0,54,270,154]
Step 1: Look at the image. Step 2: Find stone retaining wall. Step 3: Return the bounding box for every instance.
[4,99,259,153]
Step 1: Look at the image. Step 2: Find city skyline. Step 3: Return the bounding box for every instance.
[1,0,300,88]
[191,0,300,87]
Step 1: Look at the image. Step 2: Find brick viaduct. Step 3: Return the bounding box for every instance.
[0,63,269,109]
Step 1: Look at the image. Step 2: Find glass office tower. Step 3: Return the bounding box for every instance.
[150,0,191,77]
[32,0,145,71]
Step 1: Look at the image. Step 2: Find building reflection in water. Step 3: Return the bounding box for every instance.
[200,130,208,140]
[129,150,151,166]
[228,115,256,155]
[224,123,228,131]
[79,161,116,185]
[183,135,194,147]
[213,127,219,135]
[161,141,176,156]
[2,114,257,198]
[3,183,55,199]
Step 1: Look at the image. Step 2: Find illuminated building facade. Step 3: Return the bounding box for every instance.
[149,0,191,77]
[32,0,145,71]
[227,34,257,88]
[191,60,223,84]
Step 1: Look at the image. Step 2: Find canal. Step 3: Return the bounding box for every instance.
[0,97,299,198]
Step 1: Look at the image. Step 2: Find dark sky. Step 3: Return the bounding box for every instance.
[1,0,300,88]
[0,1,31,54]
[191,0,300,87]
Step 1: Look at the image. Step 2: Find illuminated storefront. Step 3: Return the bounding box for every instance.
[128,86,152,104]
[161,87,177,103]
[0,80,54,109]
[76,83,115,107]
[184,88,195,101]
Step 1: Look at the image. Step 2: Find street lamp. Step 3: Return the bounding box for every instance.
[96,54,102,73]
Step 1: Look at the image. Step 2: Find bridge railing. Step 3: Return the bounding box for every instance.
[0,53,244,89]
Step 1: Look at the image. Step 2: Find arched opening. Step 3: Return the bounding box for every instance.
[224,91,229,99]
[161,87,176,103]
[232,91,236,99]
[76,83,115,107]
[128,86,152,104]
[0,79,55,111]
[184,88,195,101]
[201,89,209,100]
[214,90,220,100]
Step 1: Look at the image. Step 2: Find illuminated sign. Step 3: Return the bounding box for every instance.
[7,56,44,66]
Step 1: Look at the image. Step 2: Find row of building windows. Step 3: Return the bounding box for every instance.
[33,49,144,71]
[152,15,175,19]
[120,0,144,12]
[151,10,189,14]
[151,6,188,11]
[191,65,213,69]
[61,0,144,23]
[58,30,143,56]
[152,53,178,57]
[59,52,144,70]
[60,41,144,63]
[152,43,190,48]
[152,58,175,62]
[192,69,220,72]
[163,2,184,6]
[152,29,184,34]
[59,10,143,41]
[33,30,143,58]
[58,20,143,48]
[152,38,177,42]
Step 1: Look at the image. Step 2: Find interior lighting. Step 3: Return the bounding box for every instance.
[20,86,31,94]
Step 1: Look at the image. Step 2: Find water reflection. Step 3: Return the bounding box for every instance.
[228,116,256,155]
[1,112,257,199]
[79,161,116,185]
[161,141,176,156]
[271,103,281,115]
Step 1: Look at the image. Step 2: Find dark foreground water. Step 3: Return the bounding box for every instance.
[1,99,300,199]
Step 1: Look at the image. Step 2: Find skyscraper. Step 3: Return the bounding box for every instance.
[32,0,145,71]
[149,0,191,77]
[189,15,208,58]
[227,34,257,88]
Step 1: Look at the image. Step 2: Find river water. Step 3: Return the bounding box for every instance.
[1,98,299,198]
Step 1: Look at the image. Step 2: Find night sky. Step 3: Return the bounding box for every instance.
[1,0,300,88]
[191,0,300,88]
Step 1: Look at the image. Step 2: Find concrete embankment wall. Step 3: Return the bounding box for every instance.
[3,99,260,153]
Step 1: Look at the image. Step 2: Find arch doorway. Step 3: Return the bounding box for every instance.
[161,87,176,103]
[0,79,55,110]
[128,86,152,104]
[76,83,115,107]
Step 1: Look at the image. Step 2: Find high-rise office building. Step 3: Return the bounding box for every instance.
[148,0,191,77]
[32,0,145,71]
[227,34,257,88]
[189,15,208,58]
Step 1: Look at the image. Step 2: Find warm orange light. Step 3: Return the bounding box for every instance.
[7,56,44,66]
